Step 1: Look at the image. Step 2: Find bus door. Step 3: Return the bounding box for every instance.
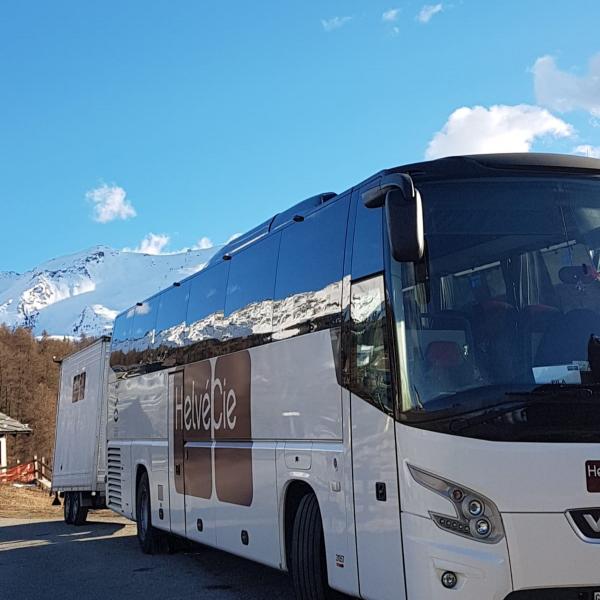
[349,275,406,600]
[168,370,186,536]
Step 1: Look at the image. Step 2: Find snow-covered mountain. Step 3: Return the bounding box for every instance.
[0,271,19,295]
[0,245,219,337]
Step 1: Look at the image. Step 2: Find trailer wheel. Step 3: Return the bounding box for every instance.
[136,471,157,554]
[290,493,331,600]
[63,492,74,525]
[71,492,88,526]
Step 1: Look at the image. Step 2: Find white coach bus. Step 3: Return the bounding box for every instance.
[107,153,600,600]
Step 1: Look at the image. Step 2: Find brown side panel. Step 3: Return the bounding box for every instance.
[184,361,212,441]
[183,361,213,498]
[214,351,253,506]
[213,351,252,439]
[185,446,212,499]
[214,445,253,506]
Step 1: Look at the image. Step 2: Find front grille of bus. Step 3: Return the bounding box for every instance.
[106,446,122,511]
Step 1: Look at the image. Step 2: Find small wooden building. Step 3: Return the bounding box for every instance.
[0,411,32,469]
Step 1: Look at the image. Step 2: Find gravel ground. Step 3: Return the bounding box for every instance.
[0,484,295,600]
[0,483,118,520]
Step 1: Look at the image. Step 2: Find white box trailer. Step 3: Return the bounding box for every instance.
[52,336,110,525]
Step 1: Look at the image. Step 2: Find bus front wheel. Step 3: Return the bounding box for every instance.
[290,493,331,600]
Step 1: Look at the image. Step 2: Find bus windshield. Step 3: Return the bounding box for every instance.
[391,176,600,436]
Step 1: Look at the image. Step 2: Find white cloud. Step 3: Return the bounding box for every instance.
[196,236,213,250]
[426,104,574,160]
[533,54,600,117]
[321,16,352,32]
[86,184,136,223]
[129,233,170,255]
[574,145,600,159]
[226,232,242,243]
[382,8,400,22]
[417,3,443,23]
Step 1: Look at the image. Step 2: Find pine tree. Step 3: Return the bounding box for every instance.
[0,327,95,467]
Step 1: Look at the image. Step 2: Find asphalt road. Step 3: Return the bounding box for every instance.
[0,515,295,600]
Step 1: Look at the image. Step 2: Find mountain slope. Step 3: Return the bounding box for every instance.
[0,271,19,295]
[0,245,219,337]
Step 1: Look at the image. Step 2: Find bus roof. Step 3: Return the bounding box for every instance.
[116,153,600,322]
[213,153,600,262]
[387,152,600,183]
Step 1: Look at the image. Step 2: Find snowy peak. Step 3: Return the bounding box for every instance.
[0,270,20,295]
[0,245,220,337]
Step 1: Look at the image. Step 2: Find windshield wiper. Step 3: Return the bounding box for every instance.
[505,384,600,398]
[403,383,600,429]
[449,389,600,434]
[447,401,529,434]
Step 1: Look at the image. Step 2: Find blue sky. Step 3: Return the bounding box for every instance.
[1,1,600,272]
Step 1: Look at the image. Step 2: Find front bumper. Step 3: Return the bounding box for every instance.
[402,511,600,599]
[505,590,600,599]
[402,512,512,600]
[503,512,600,590]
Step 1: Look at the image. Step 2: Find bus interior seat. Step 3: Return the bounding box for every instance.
[534,308,600,367]
[471,300,519,380]
[425,340,474,390]
[520,304,561,362]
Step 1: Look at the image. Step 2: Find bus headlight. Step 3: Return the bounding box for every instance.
[467,498,484,517]
[474,518,491,538]
[408,464,504,544]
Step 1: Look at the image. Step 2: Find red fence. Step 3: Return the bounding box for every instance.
[0,461,35,484]
[0,456,52,487]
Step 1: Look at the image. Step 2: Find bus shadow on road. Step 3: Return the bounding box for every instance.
[0,518,129,550]
[0,518,296,600]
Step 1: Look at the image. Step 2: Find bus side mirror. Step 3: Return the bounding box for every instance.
[385,187,424,263]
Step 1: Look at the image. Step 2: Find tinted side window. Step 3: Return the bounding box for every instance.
[348,275,393,413]
[156,283,190,338]
[155,281,190,367]
[352,196,383,279]
[187,262,229,359]
[224,234,280,339]
[129,298,159,369]
[110,309,135,371]
[274,197,349,335]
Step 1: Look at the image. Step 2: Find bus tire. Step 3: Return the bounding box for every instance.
[136,471,157,554]
[63,492,74,524]
[72,492,88,526]
[291,493,330,600]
